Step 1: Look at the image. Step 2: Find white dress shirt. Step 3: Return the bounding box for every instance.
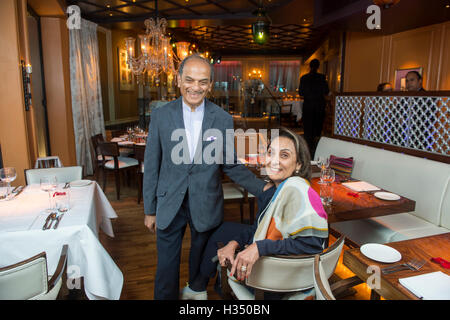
[182,99,205,163]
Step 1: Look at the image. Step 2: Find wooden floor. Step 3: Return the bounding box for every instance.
[56,169,372,301]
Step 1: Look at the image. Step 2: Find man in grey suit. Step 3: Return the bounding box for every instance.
[144,54,270,300]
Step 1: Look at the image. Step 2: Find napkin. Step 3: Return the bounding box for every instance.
[342,181,381,192]
[399,271,450,300]
[431,257,450,269]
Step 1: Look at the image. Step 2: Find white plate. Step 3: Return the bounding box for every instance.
[70,180,92,187]
[374,192,400,201]
[360,243,402,263]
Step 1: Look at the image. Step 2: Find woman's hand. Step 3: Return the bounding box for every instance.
[217,240,239,267]
[230,243,260,281]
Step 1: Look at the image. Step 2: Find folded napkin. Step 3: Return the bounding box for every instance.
[342,181,381,192]
[431,257,450,269]
[399,271,450,300]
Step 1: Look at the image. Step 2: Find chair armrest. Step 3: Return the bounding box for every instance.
[48,244,68,292]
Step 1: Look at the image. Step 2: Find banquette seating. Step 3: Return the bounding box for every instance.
[314,137,450,246]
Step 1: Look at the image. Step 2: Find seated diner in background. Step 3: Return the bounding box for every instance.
[181,127,329,300]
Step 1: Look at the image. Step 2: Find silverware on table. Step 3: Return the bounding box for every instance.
[382,259,427,274]
[53,214,64,229]
[11,186,19,193]
[43,212,57,230]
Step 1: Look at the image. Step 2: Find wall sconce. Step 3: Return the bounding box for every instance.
[21,60,32,111]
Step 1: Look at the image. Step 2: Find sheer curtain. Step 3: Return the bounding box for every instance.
[69,19,105,176]
[269,61,300,92]
[213,61,242,91]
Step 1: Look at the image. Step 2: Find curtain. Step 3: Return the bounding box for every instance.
[269,61,300,92]
[213,61,242,91]
[69,19,105,176]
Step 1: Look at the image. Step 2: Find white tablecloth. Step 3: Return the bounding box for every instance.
[0,182,123,300]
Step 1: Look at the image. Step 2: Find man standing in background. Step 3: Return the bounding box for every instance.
[299,59,329,156]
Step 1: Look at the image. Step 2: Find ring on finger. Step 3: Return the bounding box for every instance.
[240,265,247,272]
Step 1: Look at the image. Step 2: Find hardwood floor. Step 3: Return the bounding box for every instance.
[71,169,371,300]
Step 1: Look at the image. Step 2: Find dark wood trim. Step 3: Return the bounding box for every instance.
[330,134,450,164]
[313,254,335,300]
[0,251,46,272]
[48,244,68,291]
[336,91,450,96]
[0,144,3,168]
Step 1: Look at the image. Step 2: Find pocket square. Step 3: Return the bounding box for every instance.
[206,136,217,141]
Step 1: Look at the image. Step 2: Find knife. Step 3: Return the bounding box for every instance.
[53,214,64,229]
[11,186,25,198]
[42,214,52,230]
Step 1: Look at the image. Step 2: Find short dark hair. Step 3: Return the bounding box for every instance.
[269,127,311,181]
[178,54,214,81]
[406,70,422,80]
[310,59,320,71]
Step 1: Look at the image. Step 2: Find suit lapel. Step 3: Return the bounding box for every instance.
[170,97,185,130]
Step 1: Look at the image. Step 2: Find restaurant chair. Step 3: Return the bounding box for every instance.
[222,183,255,224]
[98,141,138,200]
[25,166,83,185]
[220,236,346,300]
[91,134,113,181]
[313,254,363,300]
[34,156,63,169]
[134,144,145,204]
[0,244,68,300]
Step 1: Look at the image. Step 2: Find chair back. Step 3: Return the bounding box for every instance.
[134,145,145,162]
[98,141,120,158]
[245,236,345,292]
[313,255,336,300]
[91,134,104,156]
[34,156,63,169]
[0,252,48,300]
[25,166,83,185]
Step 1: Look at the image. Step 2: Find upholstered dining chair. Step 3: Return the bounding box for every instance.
[313,254,363,300]
[0,245,68,300]
[98,141,138,200]
[25,166,83,185]
[91,134,113,181]
[134,144,146,204]
[220,236,347,300]
[34,156,63,169]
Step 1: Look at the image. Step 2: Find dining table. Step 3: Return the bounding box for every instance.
[310,177,416,224]
[0,181,123,300]
[343,233,450,300]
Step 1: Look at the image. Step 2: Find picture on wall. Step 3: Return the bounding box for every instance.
[118,48,134,91]
[394,67,423,91]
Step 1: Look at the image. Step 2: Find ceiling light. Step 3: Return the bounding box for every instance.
[252,5,271,45]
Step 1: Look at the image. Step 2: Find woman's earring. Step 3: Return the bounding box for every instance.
[295,169,299,174]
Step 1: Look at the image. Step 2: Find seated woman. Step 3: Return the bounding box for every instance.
[181,127,329,300]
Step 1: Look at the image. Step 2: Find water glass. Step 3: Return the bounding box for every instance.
[320,168,335,205]
[0,167,17,197]
[55,186,70,212]
[40,176,58,212]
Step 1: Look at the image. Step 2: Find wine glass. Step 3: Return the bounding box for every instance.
[0,167,17,197]
[40,176,58,212]
[317,156,330,184]
[320,168,335,206]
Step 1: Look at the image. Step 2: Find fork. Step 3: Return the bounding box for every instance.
[382,259,426,274]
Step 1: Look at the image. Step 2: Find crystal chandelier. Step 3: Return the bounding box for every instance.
[125,17,178,83]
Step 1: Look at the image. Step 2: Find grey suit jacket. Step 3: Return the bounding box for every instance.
[143,97,266,232]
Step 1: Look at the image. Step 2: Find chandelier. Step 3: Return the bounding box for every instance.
[125,17,179,83]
